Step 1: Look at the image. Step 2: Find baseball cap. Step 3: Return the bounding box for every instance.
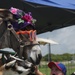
[48,61,67,75]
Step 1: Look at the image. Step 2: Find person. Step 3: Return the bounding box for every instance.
[35,61,67,75]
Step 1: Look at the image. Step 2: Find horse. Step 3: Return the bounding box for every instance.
[0,8,42,75]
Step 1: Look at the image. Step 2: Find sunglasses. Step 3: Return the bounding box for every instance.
[16,30,36,41]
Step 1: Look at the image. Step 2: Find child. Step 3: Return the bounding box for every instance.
[35,61,67,75]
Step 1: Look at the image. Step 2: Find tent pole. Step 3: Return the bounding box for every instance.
[48,43,52,62]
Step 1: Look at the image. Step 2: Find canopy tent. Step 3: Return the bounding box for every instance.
[0,0,75,34]
[36,37,58,45]
[25,0,75,10]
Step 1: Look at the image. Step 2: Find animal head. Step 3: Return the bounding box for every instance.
[22,42,42,65]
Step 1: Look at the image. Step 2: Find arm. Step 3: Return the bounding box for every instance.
[35,66,45,75]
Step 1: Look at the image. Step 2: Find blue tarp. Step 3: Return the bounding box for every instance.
[25,0,75,10]
[0,0,75,34]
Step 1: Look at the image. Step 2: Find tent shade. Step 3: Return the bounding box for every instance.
[25,0,75,10]
[36,38,58,45]
[0,0,75,34]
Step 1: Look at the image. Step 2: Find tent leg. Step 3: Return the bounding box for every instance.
[48,43,52,62]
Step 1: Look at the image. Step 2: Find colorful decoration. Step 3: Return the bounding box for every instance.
[16,30,36,41]
[9,7,36,31]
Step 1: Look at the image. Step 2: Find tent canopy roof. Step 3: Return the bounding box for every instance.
[0,0,75,34]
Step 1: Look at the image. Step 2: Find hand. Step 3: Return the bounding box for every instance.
[34,66,45,75]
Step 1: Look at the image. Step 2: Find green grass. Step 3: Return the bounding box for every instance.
[39,67,50,75]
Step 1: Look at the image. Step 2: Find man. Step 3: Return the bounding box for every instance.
[35,61,67,75]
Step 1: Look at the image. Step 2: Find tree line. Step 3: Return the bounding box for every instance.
[42,53,75,61]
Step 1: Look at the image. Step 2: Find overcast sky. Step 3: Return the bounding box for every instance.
[37,25,75,56]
